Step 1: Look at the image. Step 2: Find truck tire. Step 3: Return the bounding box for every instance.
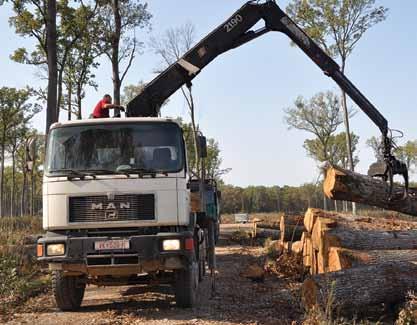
[174,261,198,308]
[52,270,85,311]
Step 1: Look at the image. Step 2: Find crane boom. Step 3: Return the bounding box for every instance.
[126,0,408,198]
[127,1,387,135]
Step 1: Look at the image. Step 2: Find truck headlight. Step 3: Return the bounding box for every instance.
[47,243,65,256]
[162,239,180,251]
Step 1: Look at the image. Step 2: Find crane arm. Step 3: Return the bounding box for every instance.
[126,1,387,136]
[127,0,407,198]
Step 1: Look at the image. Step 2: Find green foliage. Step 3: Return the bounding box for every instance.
[366,136,383,161]
[220,183,322,214]
[367,137,417,173]
[285,91,354,164]
[0,215,47,316]
[96,0,152,103]
[286,0,388,63]
[395,141,417,172]
[304,132,359,168]
[285,92,343,146]
[179,119,230,180]
[0,215,42,245]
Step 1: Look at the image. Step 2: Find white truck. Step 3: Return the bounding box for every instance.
[37,117,220,310]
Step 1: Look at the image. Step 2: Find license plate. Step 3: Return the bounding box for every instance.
[94,239,130,251]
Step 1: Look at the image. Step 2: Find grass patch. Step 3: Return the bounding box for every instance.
[0,215,42,245]
[0,215,47,317]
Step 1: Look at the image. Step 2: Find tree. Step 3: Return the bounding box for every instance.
[149,23,201,176]
[304,132,360,168]
[63,24,101,120]
[46,0,57,133]
[285,91,345,162]
[287,0,388,213]
[0,87,40,217]
[97,0,151,110]
[179,120,230,181]
[7,0,99,125]
[366,136,384,161]
[395,141,417,173]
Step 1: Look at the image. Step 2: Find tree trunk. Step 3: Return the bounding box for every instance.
[323,165,417,216]
[0,143,4,217]
[46,0,58,134]
[77,85,82,119]
[328,247,417,272]
[21,154,27,216]
[340,60,356,215]
[111,0,122,114]
[11,150,16,217]
[302,261,417,314]
[68,80,72,121]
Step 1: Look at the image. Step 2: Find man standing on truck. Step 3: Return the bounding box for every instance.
[91,94,125,118]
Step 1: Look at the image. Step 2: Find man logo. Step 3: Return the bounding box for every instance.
[91,202,131,210]
[104,210,118,220]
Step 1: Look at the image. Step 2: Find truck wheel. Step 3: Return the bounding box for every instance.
[174,261,198,308]
[52,270,86,311]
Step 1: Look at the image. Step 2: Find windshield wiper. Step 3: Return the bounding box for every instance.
[117,167,169,177]
[79,168,132,178]
[48,169,90,179]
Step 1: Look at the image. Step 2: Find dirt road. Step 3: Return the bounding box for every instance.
[6,239,302,325]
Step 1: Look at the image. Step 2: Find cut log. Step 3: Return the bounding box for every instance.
[280,214,305,242]
[302,261,417,313]
[318,226,417,273]
[280,214,304,227]
[324,165,417,216]
[302,233,312,268]
[321,226,417,251]
[328,247,417,272]
[291,240,303,254]
[256,227,280,239]
[304,208,339,233]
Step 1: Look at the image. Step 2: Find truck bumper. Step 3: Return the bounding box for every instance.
[37,232,194,276]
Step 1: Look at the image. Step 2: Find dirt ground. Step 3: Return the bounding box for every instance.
[5,232,303,325]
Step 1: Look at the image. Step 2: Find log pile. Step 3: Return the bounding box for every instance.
[285,208,417,313]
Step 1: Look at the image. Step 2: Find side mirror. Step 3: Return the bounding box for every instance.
[217,190,222,200]
[26,137,37,172]
[198,135,207,158]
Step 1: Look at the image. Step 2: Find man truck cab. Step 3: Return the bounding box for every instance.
[37,117,219,310]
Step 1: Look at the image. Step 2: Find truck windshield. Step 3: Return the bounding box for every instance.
[45,122,185,175]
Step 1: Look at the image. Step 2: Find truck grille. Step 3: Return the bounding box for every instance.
[69,194,155,223]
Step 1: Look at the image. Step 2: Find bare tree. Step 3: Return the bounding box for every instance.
[149,23,201,176]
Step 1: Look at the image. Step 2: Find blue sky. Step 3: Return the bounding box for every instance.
[1,0,416,187]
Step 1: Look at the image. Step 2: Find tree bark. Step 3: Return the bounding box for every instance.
[111,0,122,114]
[302,261,417,314]
[46,0,58,134]
[328,247,417,272]
[67,80,72,121]
[324,165,417,216]
[11,149,16,217]
[340,60,356,215]
[0,142,5,217]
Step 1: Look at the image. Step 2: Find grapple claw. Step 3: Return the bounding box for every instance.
[368,157,409,200]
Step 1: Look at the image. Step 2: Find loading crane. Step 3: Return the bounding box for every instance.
[127,0,408,197]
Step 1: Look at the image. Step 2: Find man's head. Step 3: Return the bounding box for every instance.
[103,94,112,104]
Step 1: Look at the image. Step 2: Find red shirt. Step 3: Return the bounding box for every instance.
[92,99,109,118]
